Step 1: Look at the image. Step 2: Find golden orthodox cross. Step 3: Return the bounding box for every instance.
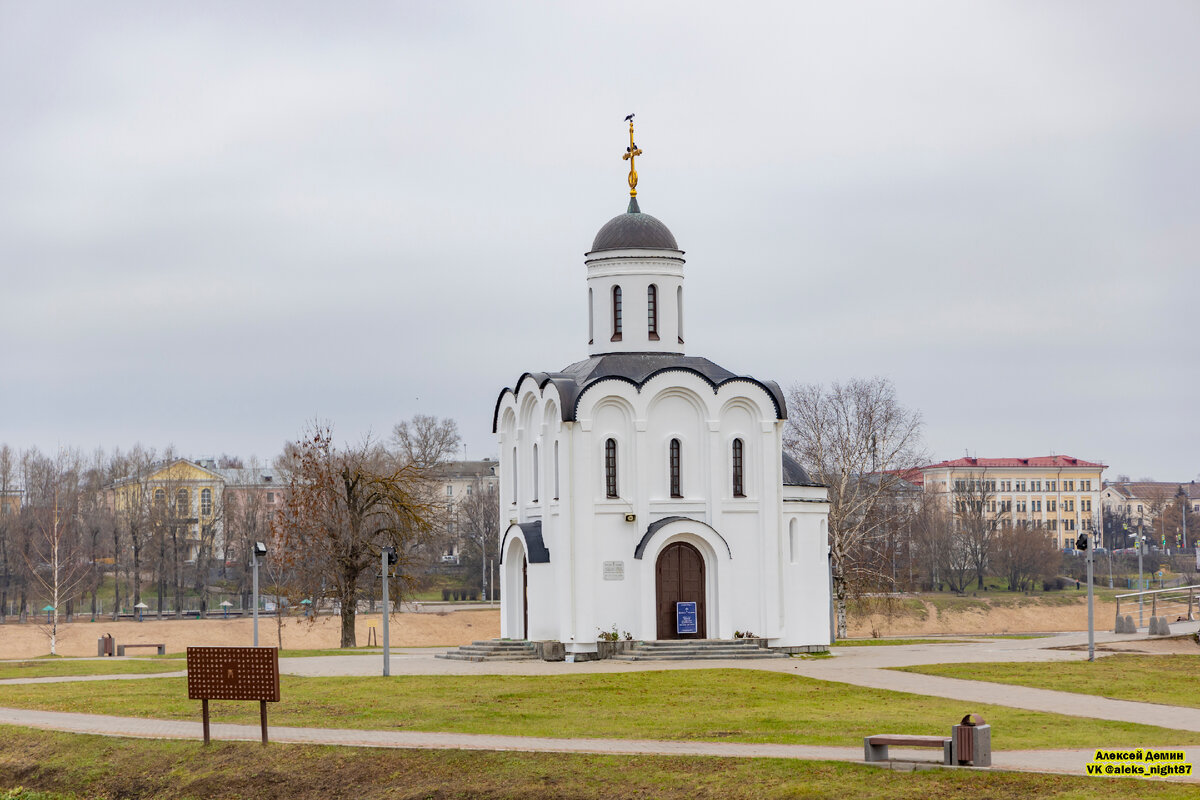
[622,116,643,197]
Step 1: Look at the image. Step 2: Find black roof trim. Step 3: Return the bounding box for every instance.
[634,516,732,560]
[499,520,550,565]
[493,354,787,432]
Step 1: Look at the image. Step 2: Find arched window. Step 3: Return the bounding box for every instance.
[588,287,593,344]
[676,287,686,345]
[732,438,745,497]
[154,488,165,508]
[789,518,798,564]
[200,488,212,516]
[647,284,659,340]
[553,440,560,500]
[605,438,618,498]
[669,438,681,498]
[611,285,623,341]
[176,488,190,515]
[532,443,539,502]
[511,446,517,505]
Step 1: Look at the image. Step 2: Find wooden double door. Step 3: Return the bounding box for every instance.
[655,542,706,639]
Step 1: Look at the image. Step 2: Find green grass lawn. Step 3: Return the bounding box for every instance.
[0,669,1195,751]
[1,726,1197,800]
[898,654,1200,708]
[0,660,185,680]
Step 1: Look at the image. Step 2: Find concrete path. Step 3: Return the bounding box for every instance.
[2,705,1197,783]
[0,671,187,687]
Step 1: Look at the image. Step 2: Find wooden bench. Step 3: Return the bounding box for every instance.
[117,643,166,656]
[864,734,952,764]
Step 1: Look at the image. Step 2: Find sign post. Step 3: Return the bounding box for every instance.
[187,646,280,745]
[676,601,697,635]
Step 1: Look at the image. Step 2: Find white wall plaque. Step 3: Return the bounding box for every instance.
[603,560,625,581]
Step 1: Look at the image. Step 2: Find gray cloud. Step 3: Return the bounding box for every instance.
[1,1,1196,479]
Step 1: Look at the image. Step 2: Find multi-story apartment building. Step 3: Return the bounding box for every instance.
[1101,481,1199,549]
[106,458,283,564]
[430,459,499,563]
[920,455,1106,548]
[107,458,224,562]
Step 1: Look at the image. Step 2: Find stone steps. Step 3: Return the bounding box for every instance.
[436,639,539,662]
[611,638,788,661]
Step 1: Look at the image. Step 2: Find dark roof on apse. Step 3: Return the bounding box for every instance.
[589,197,680,253]
[782,452,819,487]
[493,353,787,432]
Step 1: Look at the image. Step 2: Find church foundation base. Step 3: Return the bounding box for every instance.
[770,644,830,654]
[532,641,566,661]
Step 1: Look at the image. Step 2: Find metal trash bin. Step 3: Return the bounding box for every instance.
[97,633,114,657]
[951,713,991,766]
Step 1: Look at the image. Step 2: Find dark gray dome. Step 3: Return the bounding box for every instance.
[590,197,679,252]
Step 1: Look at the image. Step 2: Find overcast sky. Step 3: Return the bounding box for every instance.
[2,2,1196,481]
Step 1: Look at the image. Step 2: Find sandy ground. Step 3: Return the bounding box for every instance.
[1084,636,1200,655]
[846,598,1120,638]
[0,609,501,659]
[1,598,1163,658]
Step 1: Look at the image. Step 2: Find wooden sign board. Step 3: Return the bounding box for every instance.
[187,646,280,702]
[186,646,280,744]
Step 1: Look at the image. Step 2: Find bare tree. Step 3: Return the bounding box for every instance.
[111,446,157,617]
[950,470,1004,589]
[456,478,500,600]
[909,496,951,591]
[275,423,436,647]
[222,463,271,609]
[392,415,461,469]
[0,444,16,620]
[21,450,90,654]
[785,377,925,638]
[1141,483,1173,549]
[77,449,113,619]
[993,524,1058,592]
[937,522,975,594]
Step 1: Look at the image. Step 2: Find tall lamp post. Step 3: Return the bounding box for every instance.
[381,547,397,677]
[1078,527,1095,662]
[252,541,267,647]
[1137,522,1145,627]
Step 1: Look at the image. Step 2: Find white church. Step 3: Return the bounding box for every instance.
[493,123,831,657]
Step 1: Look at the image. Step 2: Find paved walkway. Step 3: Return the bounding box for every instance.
[2,705,1197,782]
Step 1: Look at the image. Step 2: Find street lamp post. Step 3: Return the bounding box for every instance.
[252,541,267,647]
[1085,527,1095,662]
[382,547,397,677]
[1137,523,1145,627]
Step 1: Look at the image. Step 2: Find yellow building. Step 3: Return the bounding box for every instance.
[107,459,224,562]
[0,489,20,517]
[920,455,1107,549]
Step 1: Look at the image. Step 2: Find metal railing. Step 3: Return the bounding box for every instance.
[1114,584,1200,627]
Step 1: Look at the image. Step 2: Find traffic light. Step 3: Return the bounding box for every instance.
[1075,533,1089,551]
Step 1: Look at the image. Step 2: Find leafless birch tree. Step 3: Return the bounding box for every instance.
[784,377,925,638]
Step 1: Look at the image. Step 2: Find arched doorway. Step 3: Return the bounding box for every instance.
[656,541,706,639]
[503,537,528,640]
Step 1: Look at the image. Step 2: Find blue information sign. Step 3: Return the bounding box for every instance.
[676,601,697,635]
